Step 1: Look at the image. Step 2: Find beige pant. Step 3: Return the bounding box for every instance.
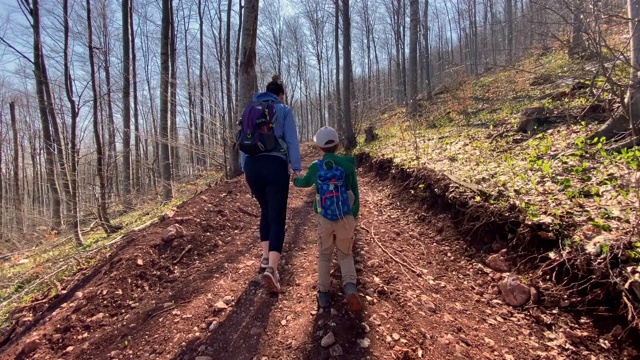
[316,215,357,292]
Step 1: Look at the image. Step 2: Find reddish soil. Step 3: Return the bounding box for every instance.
[1,148,638,360]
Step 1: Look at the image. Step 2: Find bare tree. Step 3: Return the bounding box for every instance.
[122,0,133,207]
[160,0,174,199]
[568,3,587,58]
[9,101,22,235]
[342,0,356,150]
[0,106,4,242]
[131,0,142,193]
[62,0,82,244]
[592,0,640,148]
[506,0,514,63]
[408,0,419,114]
[198,0,205,168]
[334,0,342,133]
[100,0,119,199]
[24,0,62,230]
[226,0,235,178]
[169,0,179,178]
[87,0,117,233]
[236,0,260,177]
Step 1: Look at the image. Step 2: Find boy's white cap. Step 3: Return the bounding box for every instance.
[313,126,340,148]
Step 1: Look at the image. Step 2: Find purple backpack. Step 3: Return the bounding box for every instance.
[236,101,278,156]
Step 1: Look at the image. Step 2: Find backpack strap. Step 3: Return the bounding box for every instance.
[322,160,335,170]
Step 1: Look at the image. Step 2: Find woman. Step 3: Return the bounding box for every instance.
[241,75,301,293]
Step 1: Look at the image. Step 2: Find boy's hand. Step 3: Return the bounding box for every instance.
[293,171,301,178]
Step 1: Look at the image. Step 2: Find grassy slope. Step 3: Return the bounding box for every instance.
[0,170,222,327]
[357,50,639,256]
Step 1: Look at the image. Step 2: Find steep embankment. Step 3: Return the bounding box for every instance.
[358,49,640,335]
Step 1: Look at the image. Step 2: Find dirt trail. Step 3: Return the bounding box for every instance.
[0,149,633,360]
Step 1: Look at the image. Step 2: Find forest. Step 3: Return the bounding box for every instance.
[1,1,640,358]
[1,0,630,248]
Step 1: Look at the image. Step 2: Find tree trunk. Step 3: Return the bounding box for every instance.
[131,0,142,193]
[629,0,640,131]
[0,107,3,242]
[9,102,23,235]
[183,5,195,171]
[63,0,82,244]
[590,0,640,147]
[169,0,179,179]
[160,0,174,200]
[87,0,116,233]
[198,0,205,168]
[236,0,260,178]
[401,0,407,100]
[334,0,342,133]
[102,6,119,200]
[471,0,478,75]
[226,0,235,178]
[568,6,587,58]
[42,59,72,227]
[423,0,432,99]
[31,0,62,230]
[342,0,356,150]
[408,0,419,114]
[505,0,514,63]
[234,1,243,116]
[122,0,132,208]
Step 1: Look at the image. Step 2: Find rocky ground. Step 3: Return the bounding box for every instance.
[0,148,638,360]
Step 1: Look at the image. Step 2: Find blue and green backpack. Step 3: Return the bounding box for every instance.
[316,160,351,221]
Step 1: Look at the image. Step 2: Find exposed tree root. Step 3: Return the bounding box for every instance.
[608,136,640,152]
[588,110,633,141]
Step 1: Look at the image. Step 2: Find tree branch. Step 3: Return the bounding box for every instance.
[0,36,34,65]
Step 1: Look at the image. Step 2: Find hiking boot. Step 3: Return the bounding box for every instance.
[317,291,331,309]
[260,257,269,269]
[262,266,280,293]
[343,282,363,312]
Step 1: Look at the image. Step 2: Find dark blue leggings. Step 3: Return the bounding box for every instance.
[244,155,290,253]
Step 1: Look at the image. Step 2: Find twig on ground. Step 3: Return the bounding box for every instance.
[360,223,422,276]
[489,129,509,143]
[149,305,175,319]
[173,245,193,265]
[237,206,259,218]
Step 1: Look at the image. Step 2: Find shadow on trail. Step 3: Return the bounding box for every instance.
[304,298,369,360]
[171,200,312,360]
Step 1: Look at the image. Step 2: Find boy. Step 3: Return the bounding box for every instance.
[293,126,362,312]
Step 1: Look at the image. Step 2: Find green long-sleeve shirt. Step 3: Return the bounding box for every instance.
[293,152,360,218]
